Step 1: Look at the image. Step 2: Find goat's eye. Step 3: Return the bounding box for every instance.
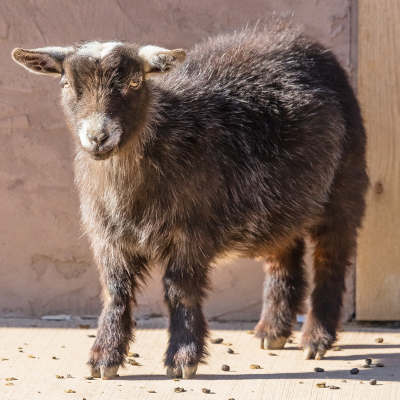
[129,80,140,89]
[63,82,71,89]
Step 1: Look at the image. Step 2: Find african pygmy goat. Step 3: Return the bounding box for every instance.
[12,25,368,379]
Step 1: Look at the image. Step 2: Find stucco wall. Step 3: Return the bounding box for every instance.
[0,0,355,320]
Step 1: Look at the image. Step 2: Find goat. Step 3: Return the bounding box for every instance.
[12,25,368,380]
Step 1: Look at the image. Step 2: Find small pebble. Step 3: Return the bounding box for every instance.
[350,368,359,375]
[250,364,261,369]
[5,377,17,381]
[28,355,36,358]
[83,376,93,380]
[316,382,326,388]
[202,388,211,394]
[66,374,72,378]
[268,353,277,356]
[174,387,185,393]
[362,364,371,368]
[330,386,340,390]
[18,350,23,352]
[5,383,14,386]
[61,346,65,348]
[211,338,223,344]
[365,358,372,365]
[78,324,90,329]
[64,389,75,393]
[370,379,377,385]
[221,343,233,346]
[227,348,234,354]
[332,346,341,351]
[1,358,8,361]
[287,339,293,343]
[173,379,180,381]
[376,363,384,367]
[148,390,156,393]
[52,356,57,359]
[56,375,64,379]
[246,330,254,334]
[87,335,96,338]
[221,365,230,371]
[314,367,324,372]
[17,347,22,349]
[342,380,347,383]
[375,338,384,343]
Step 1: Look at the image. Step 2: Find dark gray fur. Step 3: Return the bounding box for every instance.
[12,24,368,377]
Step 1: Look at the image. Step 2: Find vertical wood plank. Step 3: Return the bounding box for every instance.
[357,0,400,320]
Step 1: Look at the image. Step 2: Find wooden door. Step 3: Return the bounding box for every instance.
[357,0,400,320]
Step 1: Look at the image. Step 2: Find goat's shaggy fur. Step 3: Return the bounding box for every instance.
[12,24,368,377]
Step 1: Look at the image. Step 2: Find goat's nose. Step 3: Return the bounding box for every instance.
[88,131,108,144]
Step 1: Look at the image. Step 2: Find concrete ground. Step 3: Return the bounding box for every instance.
[0,318,400,400]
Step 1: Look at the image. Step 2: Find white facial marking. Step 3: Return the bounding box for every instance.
[79,112,106,149]
[77,41,123,59]
[79,119,95,149]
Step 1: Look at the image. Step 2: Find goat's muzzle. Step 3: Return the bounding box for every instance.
[79,113,122,159]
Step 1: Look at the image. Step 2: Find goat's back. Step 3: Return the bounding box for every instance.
[78,27,366,263]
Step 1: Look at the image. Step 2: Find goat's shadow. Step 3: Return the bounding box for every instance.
[114,368,398,382]
[115,342,400,382]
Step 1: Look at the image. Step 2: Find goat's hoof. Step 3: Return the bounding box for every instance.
[261,336,287,350]
[182,365,197,379]
[91,366,101,378]
[100,365,119,380]
[166,366,182,379]
[303,348,327,360]
[166,365,197,379]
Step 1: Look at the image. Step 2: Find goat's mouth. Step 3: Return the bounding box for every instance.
[90,144,119,160]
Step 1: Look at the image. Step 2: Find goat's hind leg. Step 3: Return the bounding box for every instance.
[255,239,307,350]
[301,226,353,360]
[301,155,367,360]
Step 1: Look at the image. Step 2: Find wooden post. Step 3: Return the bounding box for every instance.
[357,0,400,320]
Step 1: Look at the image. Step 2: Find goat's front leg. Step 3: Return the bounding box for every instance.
[88,258,144,379]
[163,263,210,379]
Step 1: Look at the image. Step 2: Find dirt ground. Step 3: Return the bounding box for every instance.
[0,318,399,400]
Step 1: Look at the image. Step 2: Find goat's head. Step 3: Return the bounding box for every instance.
[12,42,186,160]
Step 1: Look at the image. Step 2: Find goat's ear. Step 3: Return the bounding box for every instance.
[11,46,74,76]
[138,46,186,78]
